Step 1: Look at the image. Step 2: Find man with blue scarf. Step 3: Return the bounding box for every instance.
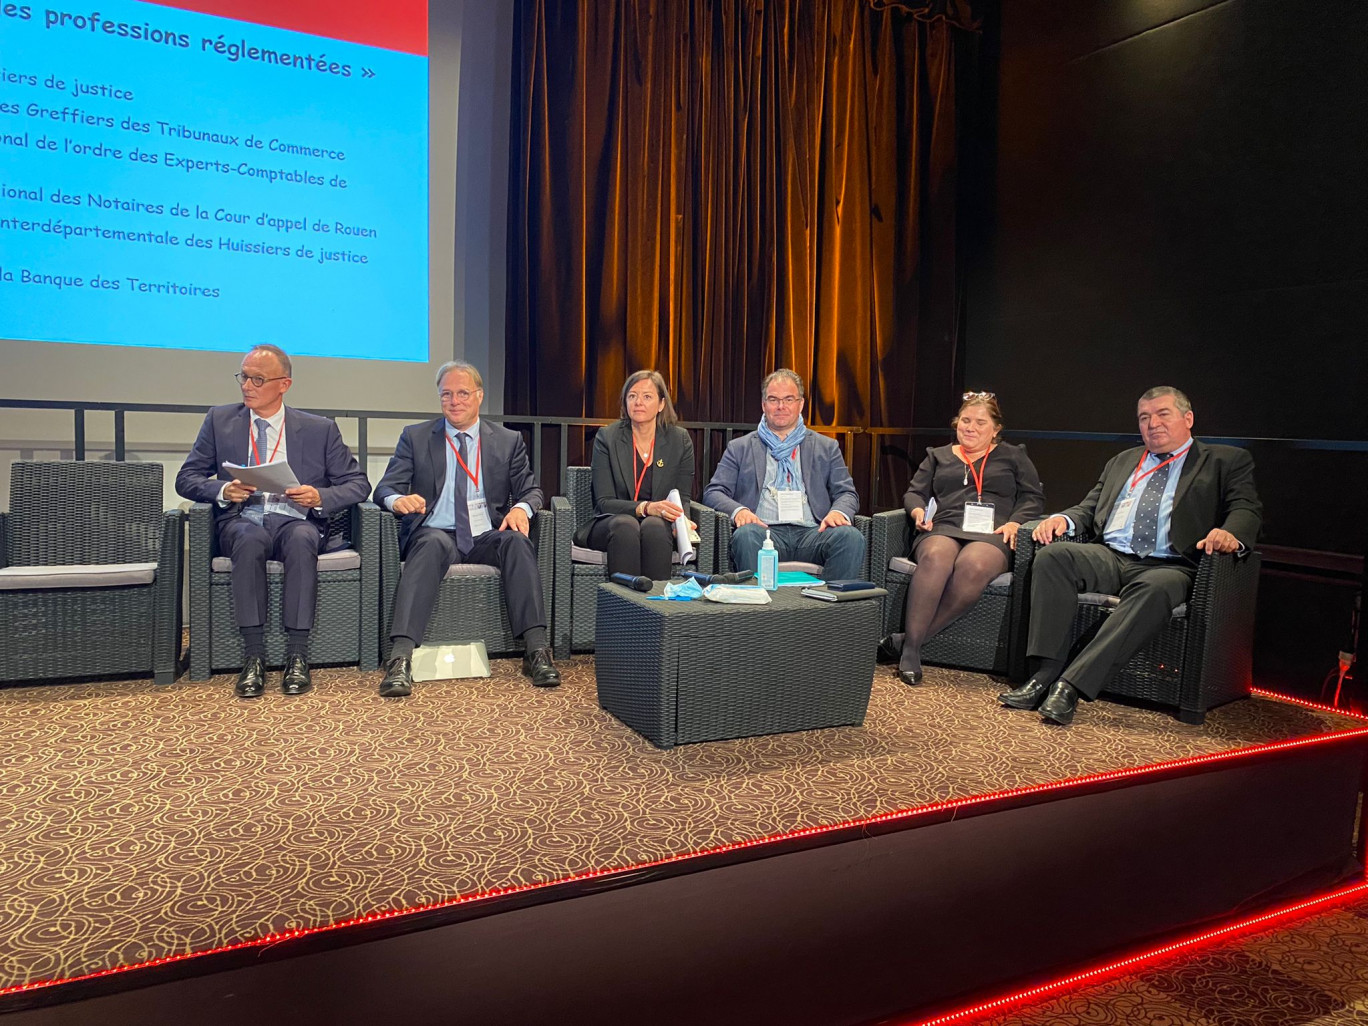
[703,369,865,581]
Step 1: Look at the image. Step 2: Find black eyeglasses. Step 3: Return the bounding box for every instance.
[235,372,289,387]
[962,391,996,401]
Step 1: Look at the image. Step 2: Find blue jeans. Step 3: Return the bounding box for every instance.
[730,521,866,581]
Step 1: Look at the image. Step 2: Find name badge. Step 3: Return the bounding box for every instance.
[962,501,995,534]
[1105,494,1136,534]
[775,489,806,523]
[468,497,494,537]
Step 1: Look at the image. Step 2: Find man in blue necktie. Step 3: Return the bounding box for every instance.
[176,345,371,698]
[373,361,559,696]
[1000,386,1262,725]
[702,368,865,581]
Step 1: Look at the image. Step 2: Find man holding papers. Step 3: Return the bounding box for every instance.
[176,345,371,698]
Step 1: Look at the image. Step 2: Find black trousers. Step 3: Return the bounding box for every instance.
[217,513,326,632]
[389,526,546,645]
[585,514,674,579]
[1027,541,1195,700]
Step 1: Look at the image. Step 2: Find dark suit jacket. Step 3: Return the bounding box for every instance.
[702,429,860,522]
[1060,439,1262,565]
[572,422,694,546]
[175,404,371,543]
[374,417,544,558]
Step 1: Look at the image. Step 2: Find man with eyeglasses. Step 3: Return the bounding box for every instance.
[176,344,371,698]
[703,368,866,582]
[999,386,1261,725]
[372,360,560,696]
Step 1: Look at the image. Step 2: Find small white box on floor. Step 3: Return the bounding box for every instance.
[412,642,490,681]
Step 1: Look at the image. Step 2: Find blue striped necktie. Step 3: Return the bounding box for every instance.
[1130,454,1171,558]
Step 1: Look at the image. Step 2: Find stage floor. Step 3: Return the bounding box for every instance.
[0,659,1358,995]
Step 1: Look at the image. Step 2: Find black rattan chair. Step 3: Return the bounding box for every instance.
[0,461,183,685]
[378,507,555,660]
[187,502,380,679]
[1014,529,1261,724]
[869,509,1033,678]
[549,466,716,655]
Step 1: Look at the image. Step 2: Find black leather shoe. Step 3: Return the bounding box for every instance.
[999,677,1053,710]
[897,667,924,686]
[1039,680,1080,725]
[282,654,313,695]
[877,635,901,664]
[234,656,266,698]
[521,647,562,688]
[378,656,413,698]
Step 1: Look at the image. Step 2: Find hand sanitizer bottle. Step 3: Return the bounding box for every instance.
[758,529,779,591]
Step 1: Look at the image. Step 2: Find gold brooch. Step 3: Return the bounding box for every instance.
[656,459,665,467]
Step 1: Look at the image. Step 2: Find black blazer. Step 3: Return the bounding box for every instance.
[175,403,371,541]
[1060,439,1262,564]
[374,417,544,558]
[573,421,694,546]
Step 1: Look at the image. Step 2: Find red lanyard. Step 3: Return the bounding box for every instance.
[1128,443,1190,492]
[446,432,481,489]
[633,437,655,501]
[782,446,799,486]
[959,447,990,501]
[249,416,284,466]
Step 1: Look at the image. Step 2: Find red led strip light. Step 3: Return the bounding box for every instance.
[4,688,1364,1000]
[904,881,1368,1025]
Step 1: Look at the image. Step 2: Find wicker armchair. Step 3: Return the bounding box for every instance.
[0,461,183,685]
[869,510,1034,677]
[1014,528,1261,724]
[549,467,716,656]
[187,502,380,680]
[378,507,555,660]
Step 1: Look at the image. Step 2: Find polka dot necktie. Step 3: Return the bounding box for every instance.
[1131,454,1172,558]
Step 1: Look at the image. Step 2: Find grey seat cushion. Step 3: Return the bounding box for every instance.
[211,549,361,573]
[0,562,157,590]
[780,561,823,574]
[442,564,500,579]
[570,544,683,566]
[1077,591,1186,618]
[889,556,1012,590]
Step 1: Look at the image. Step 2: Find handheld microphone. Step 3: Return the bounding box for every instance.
[610,572,653,593]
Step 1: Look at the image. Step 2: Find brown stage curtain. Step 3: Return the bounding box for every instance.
[506,0,978,440]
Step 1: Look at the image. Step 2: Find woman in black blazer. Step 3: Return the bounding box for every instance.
[573,370,695,580]
[883,393,1044,684]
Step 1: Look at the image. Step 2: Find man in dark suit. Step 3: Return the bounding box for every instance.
[702,368,865,581]
[176,345,371,698]
[1000,386,1261,725]
[373,360,559,697]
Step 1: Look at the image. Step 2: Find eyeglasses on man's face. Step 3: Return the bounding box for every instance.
[235,372,288,388]
[764,395,802,407]
[440,389,480,403]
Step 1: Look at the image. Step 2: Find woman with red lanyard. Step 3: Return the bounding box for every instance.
[881,393,1045,684]
[573,370,696,580]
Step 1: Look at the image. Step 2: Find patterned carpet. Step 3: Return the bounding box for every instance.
[0,658,1357,996]
[940,890,1368,1026]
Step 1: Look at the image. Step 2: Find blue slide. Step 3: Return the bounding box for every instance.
[0,0,428,360]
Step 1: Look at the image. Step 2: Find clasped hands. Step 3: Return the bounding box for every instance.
[911,507,1022,549]
[225,480,322,509]
[390,493,532,535]
[639,499,696,530]
[734,507,848,532]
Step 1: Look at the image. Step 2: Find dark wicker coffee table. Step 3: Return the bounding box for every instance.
[595,584,882,748]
